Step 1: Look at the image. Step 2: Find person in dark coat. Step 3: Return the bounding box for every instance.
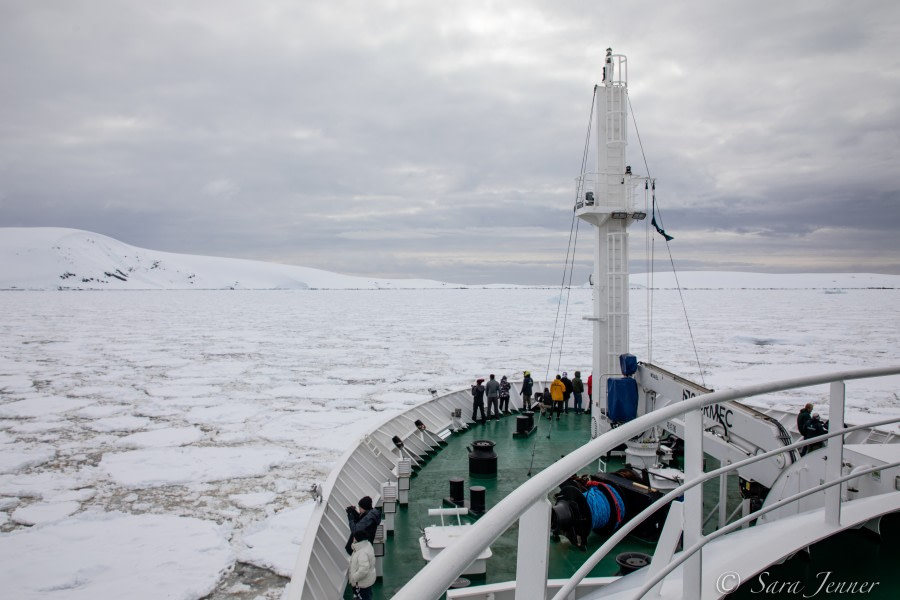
[499,376,511,413]
[485,374,501,420]
[807,413,829,453]
[345,496,381,554]
[572,371,585,415]
[520,371,534,411]
[471,378,486,423]
[560,372,573,414]
[541,386,553,418]
[797,403,814,455]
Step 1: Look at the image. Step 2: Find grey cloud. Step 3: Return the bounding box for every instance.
[2,0,899,284]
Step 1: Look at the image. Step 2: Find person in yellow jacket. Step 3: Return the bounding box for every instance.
[550,375,566,421]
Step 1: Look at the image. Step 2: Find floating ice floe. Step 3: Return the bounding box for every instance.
[114,426,205,449]
[99,445,292,488]
[237,501,317,577]
[73,404,130,418]
[256,411,386,451]
[10,421,68,434]
[229,491,277,509]
[0,397,94,418]
[11,500,80,525]
[186,404,265,426]
[0,449,56,475]
[83,416,152,433]
[0,511,235,600]
[0,469,99,500]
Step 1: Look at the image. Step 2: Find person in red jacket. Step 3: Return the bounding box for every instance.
[587,374,593,403]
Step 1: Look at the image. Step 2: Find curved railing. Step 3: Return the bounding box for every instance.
[285,387,478,600]
[631,458,900,599]
[285,381,538,599]
[391,365,900,600]
[551,415,900,600]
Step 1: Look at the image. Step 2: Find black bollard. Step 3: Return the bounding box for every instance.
[468,440,497,476]
[449,477,465,506]
[516,415,530,434]
[470,485,486,515]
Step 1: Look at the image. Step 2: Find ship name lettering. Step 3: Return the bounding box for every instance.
[701,404,734,429]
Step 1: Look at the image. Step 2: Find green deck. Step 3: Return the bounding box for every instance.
[345,410,900,599]
[347,411,655,599]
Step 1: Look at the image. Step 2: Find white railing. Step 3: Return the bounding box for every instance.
[633,458,900,599]
[576,173,632,213]
[391,365,900,600]
[286,382,533,599]
[285,388,474,600]
[550,413,900,600]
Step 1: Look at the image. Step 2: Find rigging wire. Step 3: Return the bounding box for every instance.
[544,211,579,383]
[528,88,596,474]
[556,218,581,373]
[628,95,707,386]
[543,87,596,385]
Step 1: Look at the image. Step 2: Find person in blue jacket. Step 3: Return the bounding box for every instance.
[520,371,534,411]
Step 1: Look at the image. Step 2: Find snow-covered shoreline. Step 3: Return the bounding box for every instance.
[3,227,898,291]
[0,227,455,291]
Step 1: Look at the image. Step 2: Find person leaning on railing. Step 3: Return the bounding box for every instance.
[345,496,381,554]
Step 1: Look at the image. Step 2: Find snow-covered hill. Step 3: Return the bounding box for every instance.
[1,227,898,290]
[0,228,454,290]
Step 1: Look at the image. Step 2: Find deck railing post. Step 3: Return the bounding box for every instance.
[646,500,684,597]
[718,467,728,529]
[683,408,703,598]
[515,497,552,600]
[825,380,845,526]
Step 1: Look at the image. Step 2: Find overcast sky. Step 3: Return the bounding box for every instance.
[2,1,899,284]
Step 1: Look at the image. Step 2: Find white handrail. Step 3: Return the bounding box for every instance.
[390,365,900,600]
[632,459,900,598]
[550,414,900,600]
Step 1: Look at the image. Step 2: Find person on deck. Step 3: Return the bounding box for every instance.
[539,387,553,418]
[587,373,593,403]
[807,413,829,453]
[471,378,486,424]
[499,375,511,413]
[561,372,573,414]
[520,371,534,411]
[550,375,566,420]
[485,374,501,420]
[797,403,814,455]
[572,371,585,415]
[348,530,377,600]
[346,496,381,554]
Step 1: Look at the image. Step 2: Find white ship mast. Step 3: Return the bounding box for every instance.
[576,48,646,437]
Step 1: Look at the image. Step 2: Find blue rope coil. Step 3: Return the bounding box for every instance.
[584,484,626,532]
[585,487,610,530]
